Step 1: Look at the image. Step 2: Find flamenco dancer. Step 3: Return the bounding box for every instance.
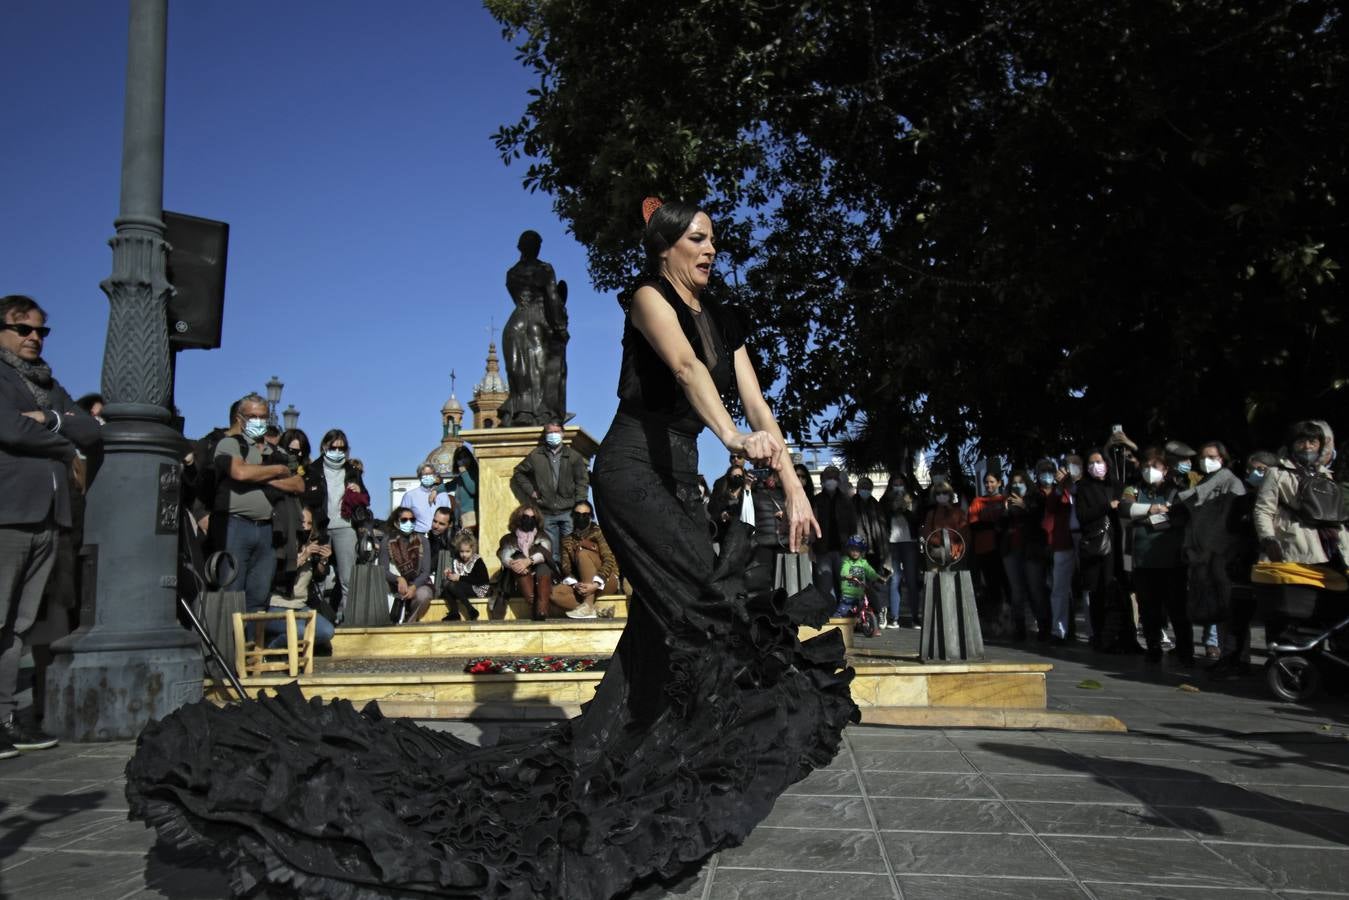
[125,199,859,899]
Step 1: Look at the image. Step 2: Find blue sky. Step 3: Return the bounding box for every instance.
[2,1,747,514]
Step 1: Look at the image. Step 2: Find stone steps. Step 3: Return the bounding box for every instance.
[329,618,854,660]
[427,594,630,621]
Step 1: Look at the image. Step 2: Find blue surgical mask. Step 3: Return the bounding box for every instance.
[1012,483,1028,496]
[858,489,872,500]
[545,432,563,448]
[243,418,268,441]
[421,475,438,488]
[1246,469,1265,487]
[1038,472,1054,486]
[1176,461,1192,475]
[325,449,346,464]
[398,520,416,535]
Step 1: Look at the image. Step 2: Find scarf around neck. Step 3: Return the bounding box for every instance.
[0,347,53,406]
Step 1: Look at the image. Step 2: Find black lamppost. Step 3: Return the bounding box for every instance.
[265,375,284,427]
[46,0,204,740]
[282,404,299,431]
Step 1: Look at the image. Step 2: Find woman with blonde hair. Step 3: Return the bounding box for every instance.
[440,529,490,622]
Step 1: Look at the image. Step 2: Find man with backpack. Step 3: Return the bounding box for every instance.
[1254,420,1349,570]
[212,393,305,613]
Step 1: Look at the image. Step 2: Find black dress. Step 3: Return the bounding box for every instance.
[124,276,859,899]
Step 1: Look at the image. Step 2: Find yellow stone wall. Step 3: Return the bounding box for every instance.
[459,425,600,577]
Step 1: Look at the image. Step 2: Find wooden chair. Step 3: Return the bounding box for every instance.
[233,609,317,677]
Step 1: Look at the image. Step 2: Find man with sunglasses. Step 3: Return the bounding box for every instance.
[0,295,101,759]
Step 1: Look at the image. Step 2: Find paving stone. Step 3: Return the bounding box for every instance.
[852,748,976,773]
[1205,844,1349,893]
[983,773,1136,804]
[1162,807,1349,847]
[782,767,862,797]
[1010,802,1193,839]
[1039,836,1251,886]
[870,797,1027,834]
[717,828,888,874]
[845,730,955,751]
[882,832,1065,878]
[861,771,997,799]
[896,875,1090,899]
[1258,784,1349,814]
[0,849,148,899]
[759,795,871,830]
[708,868,895,899]
[1084,884,1276,899]
[1104,778,1288,811]
[959,747,1096,776]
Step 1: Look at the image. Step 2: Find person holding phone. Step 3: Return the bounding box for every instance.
[264,506,335,649]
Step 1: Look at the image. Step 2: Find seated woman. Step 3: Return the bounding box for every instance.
[265,506,336,648]
[380,509,432,624]
[497,504,555,621]
[554,501,620,619]
[440,530,489,621]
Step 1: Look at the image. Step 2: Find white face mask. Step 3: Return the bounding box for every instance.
[325,449,346,464]
[421,475,438,488]
[243,418,268,441]
[545,432,563,448]
[1067,463,1082,479]
[1201,457,1222,474]
[1143,467,1165,486]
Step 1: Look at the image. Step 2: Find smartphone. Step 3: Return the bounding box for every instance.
[1112,424,1124,434]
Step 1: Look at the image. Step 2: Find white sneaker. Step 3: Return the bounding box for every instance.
[565,606,598,620]
[886,621,901,630]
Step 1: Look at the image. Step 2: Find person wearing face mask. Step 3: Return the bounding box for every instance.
[850,476,890,623]
[380,509,433,624]
[1074,451,1123,651]
[1033,458,1076,643]
[302,428,367,618]
[967,471,1008,630]
[511,420,591,561]
[1165,440,1201,490]
[811,465,859,607]
[213,393,306,616]
[1211,449,1278,676]
[497,504,556,621]
[1001,470,1046,641]
[1253,421,1349,568]
[709,463,755,543]
[556,501,620,619]
[1122,447,1194,664]
[268,428,312,600]
[400,463,455,534]
[448,447,479,534]
[264,507,335,650]
[919,477,970,567]
[880,475,921,629]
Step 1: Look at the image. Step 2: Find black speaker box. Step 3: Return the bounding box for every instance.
[164,211,229,350]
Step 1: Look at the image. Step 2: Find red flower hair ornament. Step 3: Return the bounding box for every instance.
[641,196,663,224]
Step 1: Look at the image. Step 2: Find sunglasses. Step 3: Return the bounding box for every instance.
[1,323,50,339]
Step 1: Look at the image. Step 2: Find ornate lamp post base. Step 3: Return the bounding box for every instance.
[44,0,204,740]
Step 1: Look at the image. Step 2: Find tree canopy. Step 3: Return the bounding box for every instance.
[487,0,1347,473]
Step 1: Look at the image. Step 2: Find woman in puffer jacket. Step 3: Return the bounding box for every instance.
[1254,421,1349,568]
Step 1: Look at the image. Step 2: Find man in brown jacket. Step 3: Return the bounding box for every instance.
[555,501,618,619]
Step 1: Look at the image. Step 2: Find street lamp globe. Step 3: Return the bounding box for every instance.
[282,404,299,431]
[265,375,284,406]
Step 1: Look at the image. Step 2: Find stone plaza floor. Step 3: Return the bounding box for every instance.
[3,625,1348,899]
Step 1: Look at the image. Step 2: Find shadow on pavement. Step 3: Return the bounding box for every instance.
[976,740,1349,848]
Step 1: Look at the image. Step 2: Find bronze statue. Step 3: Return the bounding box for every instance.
[500,230,568,426]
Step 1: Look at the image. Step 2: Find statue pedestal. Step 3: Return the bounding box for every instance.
[461,425,600,577]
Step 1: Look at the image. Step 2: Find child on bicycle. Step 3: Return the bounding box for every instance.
[835,535,883,618]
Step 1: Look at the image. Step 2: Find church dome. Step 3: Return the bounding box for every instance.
[425,443,457,478]
[442,393,463,415]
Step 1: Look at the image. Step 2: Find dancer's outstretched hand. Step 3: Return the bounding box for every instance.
[781,477,822,553]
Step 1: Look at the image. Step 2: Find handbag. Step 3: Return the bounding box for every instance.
[1080,516,1112,559]
[774,551,814,596]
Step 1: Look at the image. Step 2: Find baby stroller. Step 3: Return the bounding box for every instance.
[1254,562,1349,702]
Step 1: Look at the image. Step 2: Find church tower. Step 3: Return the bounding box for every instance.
[469,342,509,429]
[423,372,466,477]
